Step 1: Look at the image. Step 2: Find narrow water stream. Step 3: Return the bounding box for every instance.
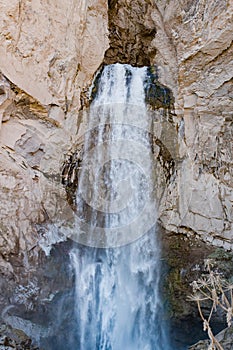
[68,64,171,349]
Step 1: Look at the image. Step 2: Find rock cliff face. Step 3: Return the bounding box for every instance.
[0,0,109,274]
[157,0,233,251]
[0,0,232,307]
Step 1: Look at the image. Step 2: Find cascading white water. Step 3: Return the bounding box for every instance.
[70,64,171,350]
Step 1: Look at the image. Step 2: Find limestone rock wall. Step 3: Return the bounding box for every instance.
[0,0,108,108]
[157,0,233,249]
[0,0,232,276]
[0,0,109,273]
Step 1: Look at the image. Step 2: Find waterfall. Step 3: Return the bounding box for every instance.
[69,64,171,350]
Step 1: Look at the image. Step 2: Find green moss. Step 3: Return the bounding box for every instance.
[208,247,233,261]
[163,267,189,317]
[207,248,233,278]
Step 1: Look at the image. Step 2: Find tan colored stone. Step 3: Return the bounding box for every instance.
[0,120,27,150]
[0,0,108,107]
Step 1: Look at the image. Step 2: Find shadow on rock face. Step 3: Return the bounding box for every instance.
[104,0,157,67]
[160,227,233,349]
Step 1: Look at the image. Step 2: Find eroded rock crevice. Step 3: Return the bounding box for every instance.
[104,0,157,66]
[61,147,83,210]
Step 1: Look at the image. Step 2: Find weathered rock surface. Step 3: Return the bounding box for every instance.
[157,0,233,251]
[0,0,109,273]
[104,0,157,66]
[0,0,108,108]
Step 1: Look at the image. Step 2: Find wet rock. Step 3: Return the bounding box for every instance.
[61,147,83,210]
